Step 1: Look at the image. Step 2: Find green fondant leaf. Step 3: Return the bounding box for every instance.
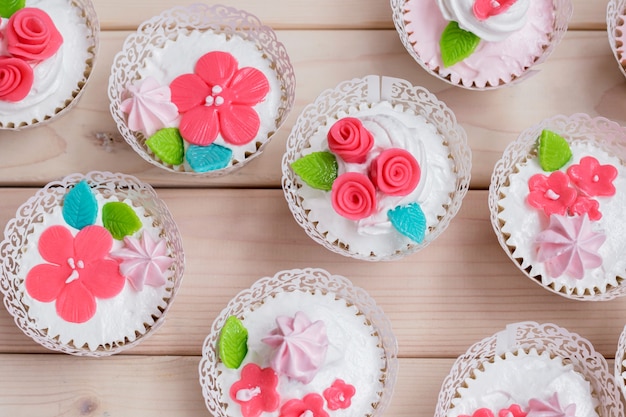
[186,144,232,172]
[538,129,572,172]
[291,152,338,191]
[146,128,185,165]
[388,203,427,243]
[218,316,248,369]
[0,0,25,18]
[62,180,98,230]
[102,202,142,240]
[440,21,480,68]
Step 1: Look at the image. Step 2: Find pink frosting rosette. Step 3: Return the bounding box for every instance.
[331,172,377,220]
[327,117,374,164]
[369,148,421,196]
[0,56,34,102]
[6,8,63,62]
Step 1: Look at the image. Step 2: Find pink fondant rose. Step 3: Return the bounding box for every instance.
[331,172,377,220]
[327,117,374,164]
[0,56,34,102]
[369,148,420,196]
[6,8,63,62]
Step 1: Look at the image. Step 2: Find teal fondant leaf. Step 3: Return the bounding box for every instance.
[102,202,142,240]
[388,203,427,243]
[291,152,338,191]
[62,180,98,230]
[186,144,232,172]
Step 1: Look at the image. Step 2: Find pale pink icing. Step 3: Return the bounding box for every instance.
[120,76,179,137]
[527,393,576,417]
[403,0,555,88]
[261,311,328,384]
[534,214,605,280]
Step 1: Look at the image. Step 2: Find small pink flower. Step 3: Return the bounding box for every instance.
[369,148,420,196]
[567,156,617,197]
[169,51,269,146]
[473,0,519,21]
[229,363,280,417]
[331,172,377,220]
[0,56,34,102]
[323,379,356,410]
[327,117,374,164]
[459,409,495,417]
[498,404,528,417]
[6,8,63,62]
[279,394,329,417]
[569,195,601,221]
[527,171,577,217]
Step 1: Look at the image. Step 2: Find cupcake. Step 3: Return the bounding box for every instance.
[108,4,295,176]
[282,75,471,261]
[391,0,572,89]
[489,114,626,300]
[607,0,626,79]
[434,322,623,417]
[199,267,398,417]
[0,0,98,129]
[0,171,185,355]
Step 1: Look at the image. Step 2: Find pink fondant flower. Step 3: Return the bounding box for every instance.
[473,0,518,21]
[6,8,63,62]
[279,394,329,417]
[0,56,34,102]
[110,230,174,292]
[498,404,528,417]
[535,214,606,279]
[169,51,269,146]
[569,195,601,221]
[527,393,576,417]
[327,117,374,164]
[527,171,577,217]
[369,148,420,196]
[331,172,377,220]
[323,379,356,410]
[229,363,280,417]
[24,225,125,323]
[120,77,179,137]
[459,409,495,417]
[567,156,617,197]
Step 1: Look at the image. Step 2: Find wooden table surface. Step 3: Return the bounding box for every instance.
[2,0,626,415]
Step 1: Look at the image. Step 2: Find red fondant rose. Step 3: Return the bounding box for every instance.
[6,8,63,62]
[369,148,420,196]
[0,56,34,102]
[327,117,374,164]
[331,172,376,220]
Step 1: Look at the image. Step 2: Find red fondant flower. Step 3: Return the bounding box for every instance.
[0,56,34,101]
[6,8,63,62]
[567,156,617,197]
[169,51,269,146]
[459,408,495,417]
[498,404,528,417]
[24,225,125,324]
[229,363,280,417]
[527,171,577,217]
[279,394,329,417]
[331,172,377,220]
[569,195,601,221]
[327,117,374,164]
[473,0,518,21]
[369,148,420,196]
[323,379,356,410]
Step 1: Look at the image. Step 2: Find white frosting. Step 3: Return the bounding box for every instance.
[0,0,92,126]
[134,30,282,169]
[497,142,626,296]
[449,349,599,417]
[297,101,455,257]
[17,194,175,352]
[437,0,530,42]
[217,290,385,417]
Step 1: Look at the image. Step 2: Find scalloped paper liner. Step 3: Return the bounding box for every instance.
[607,0,626,79]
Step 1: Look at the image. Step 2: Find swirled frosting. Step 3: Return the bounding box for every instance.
[437,0,530,42]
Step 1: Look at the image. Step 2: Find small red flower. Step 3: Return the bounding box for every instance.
[567,156,617,197]
[331,172,377,220]
[527,171,577,217]
[279,393,329,417]
[459,408,495,417]
[369,148,420,196]
[229,363,280,417]
[6,8,63,62]
[323,379,356,410]
[0,56,34,102]
[498,404,528,417]
[327,117,374,164]
[569,195,601,220]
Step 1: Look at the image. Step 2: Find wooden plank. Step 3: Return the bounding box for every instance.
[1,189,625,358]
[0,30,623,190]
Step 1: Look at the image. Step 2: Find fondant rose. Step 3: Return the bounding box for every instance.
[369,148,420,196]
[6,8,63,62]
[0,56,34,102]
[331,172,377,220]
[327,117,374,164]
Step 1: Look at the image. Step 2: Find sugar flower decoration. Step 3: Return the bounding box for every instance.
[459,409,495,417]
[323,379,356,411]
[527,393,576,417]
[110,230,174,291]
[229,363,280,417]
[498,404,527,417]
[279,393,329,417]
[535,214,606,279]
[169,51,269,146]
[527,171,577,217]
[567,156,617,197]
[121,76,179,137]
[25,225,125,323]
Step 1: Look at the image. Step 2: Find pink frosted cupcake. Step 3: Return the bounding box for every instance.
[0,172,185,355]
[392,0,572,89]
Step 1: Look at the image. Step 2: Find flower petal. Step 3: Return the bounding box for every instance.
[56,282,97,323]
[38,225,74,265]
[74,225,113,263]
[179,105,220,146]
[195,51,238,87]
[81,258,126,299]
[228,67,269,105]
[25,263,69,302]
[170,73,210,113]
[219,104,260,145]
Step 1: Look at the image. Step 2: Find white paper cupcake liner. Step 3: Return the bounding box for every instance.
[615,324,626,401]
[199,267,398,417]
[0,171,185,356]
[435,321,623,417]
[108,3,296,176]
[607,0,626,80]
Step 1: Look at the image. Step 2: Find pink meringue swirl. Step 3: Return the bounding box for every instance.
[6,8,63,62]
[0,56,33,102]
[527,393,576,417]
[331,172,377,220]
[327,117,374,164]
[261,311,328,384]
[121,77,179,137]
[369,148,421,196]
